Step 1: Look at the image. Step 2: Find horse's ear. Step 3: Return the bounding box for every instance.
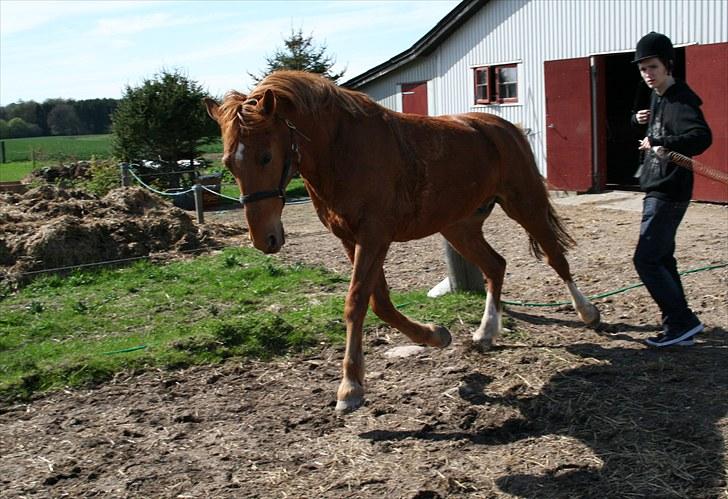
[203,98,220,123]
[261,89,276,116]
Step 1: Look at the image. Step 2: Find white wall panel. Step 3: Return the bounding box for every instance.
[357,0,727,175]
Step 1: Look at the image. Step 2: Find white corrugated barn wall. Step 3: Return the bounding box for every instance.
[357,0,727,176]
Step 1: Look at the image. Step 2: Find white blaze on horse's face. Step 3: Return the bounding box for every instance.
[234,142,245,162]
[234,135,286,255]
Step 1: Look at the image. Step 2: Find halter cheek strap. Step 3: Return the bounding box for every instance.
[238,119,307,207]
[238,155,293,205]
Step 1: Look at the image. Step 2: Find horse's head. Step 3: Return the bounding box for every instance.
[205,89,296,254]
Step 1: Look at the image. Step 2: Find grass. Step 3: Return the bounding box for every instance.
[0,161,36,182]
[2,134,115,163]
[0,247,492,402]
[0,135,224,181]
[0,136,311,202]
[2,134,224,163]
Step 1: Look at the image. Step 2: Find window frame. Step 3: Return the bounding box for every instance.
[472,62,520,105]
[473,66,493,105]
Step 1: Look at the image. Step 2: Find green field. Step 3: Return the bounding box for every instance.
[0,134,308,202]
[0,161,36,182]
[0,134,225,182]
[0,247,492,401]
[2,134,224,163]
[2,134,115,163]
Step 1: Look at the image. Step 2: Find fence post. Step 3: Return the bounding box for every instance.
[120,163,132,187]
[443,240,484,293]
[0,141,5,164]
[193,182,205,224]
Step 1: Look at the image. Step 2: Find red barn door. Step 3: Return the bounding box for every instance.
[401,82,428,115]
[544,57,594,191]
[686,42,728,203]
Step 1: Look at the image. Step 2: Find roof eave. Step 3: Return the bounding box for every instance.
[342,0,486,89]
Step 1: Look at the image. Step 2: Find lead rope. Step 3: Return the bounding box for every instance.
[662,149,728,185]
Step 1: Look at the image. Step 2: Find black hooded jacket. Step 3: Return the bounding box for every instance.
[632,79,712,201]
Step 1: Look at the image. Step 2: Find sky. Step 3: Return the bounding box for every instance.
[0,0,460,106]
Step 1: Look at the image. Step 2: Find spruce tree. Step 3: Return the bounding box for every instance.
[251,29,345,84]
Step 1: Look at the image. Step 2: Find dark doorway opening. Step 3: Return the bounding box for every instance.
[603,48,685,189]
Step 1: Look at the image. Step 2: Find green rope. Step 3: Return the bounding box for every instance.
[103,345,147,355]
[502,262,727,307]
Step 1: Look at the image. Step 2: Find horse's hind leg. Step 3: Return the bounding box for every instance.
[341,240,451,348]
[370,269,452,348]
[440,216,506,349]
[500,198,600,326]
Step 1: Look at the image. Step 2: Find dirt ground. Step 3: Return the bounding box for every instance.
[1,192,727,498]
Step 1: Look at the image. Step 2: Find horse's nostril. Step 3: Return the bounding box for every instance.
[267,235,277,250]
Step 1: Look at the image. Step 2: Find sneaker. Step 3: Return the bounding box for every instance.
[645,323,704,347]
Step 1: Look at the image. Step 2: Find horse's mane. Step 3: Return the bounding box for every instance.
[218,71,376,133]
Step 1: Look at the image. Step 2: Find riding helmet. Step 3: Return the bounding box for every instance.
[632,31,675,63]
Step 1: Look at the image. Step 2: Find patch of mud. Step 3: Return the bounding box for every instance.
[0,185,245,282]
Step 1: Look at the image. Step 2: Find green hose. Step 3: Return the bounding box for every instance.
[103,345,148,355]
[502,262,727,307]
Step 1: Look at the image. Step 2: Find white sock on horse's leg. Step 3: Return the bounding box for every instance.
[473,291,501,347]
[566,281,600,326]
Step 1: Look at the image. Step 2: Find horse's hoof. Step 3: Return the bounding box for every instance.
[335,396,364,415]
[433,325,452,348]
[581,305,601,327]
[471,330,494,351]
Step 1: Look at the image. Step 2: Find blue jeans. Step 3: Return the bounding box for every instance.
[633,196,697,332]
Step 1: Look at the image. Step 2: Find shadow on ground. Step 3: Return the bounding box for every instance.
[362,328,728,497]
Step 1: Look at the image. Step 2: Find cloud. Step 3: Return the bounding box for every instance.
[91,12,197,36]
[0,0,148,36]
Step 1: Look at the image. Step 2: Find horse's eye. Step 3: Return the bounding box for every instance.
[260,151,272,166]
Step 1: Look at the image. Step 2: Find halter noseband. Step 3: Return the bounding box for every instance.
[238,119,308,207]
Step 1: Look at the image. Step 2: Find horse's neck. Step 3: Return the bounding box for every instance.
[288,109,341,202]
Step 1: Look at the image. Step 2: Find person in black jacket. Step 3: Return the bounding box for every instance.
[631,32,712,347]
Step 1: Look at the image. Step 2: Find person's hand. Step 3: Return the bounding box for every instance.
[635,109,651,124]
[638,136,651,150]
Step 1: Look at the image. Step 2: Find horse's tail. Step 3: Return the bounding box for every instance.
[511,123,576,259]
[528,197,576,259]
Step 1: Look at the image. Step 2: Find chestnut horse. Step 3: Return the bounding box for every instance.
[204,70,600,414]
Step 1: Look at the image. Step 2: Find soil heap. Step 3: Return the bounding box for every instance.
[0,185,244,283]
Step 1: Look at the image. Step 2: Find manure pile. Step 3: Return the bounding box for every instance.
[0,186,243,281]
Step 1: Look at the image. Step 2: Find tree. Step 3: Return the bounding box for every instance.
[74,98,118,134]
[47,103,83,135]
[251,28,345,84]
[111,69,218,164]
[7,117,32,138]
[4,101,43,128]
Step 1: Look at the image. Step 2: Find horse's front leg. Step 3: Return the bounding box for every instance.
[336,241,389,415]
[340,239,451,349]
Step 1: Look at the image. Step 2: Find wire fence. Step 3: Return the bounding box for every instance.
[120,163,311,224]
[120,162,242,224]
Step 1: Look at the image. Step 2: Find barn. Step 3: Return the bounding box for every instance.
[343,0,728,203]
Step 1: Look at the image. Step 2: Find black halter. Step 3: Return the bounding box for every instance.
[238,119,307,207]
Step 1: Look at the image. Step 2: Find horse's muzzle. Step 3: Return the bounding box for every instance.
[253,226,285,254]
[264,232,284,253]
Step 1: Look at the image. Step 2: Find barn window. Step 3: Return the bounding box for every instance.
[474,67,490,103]
[473,64,518,104]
